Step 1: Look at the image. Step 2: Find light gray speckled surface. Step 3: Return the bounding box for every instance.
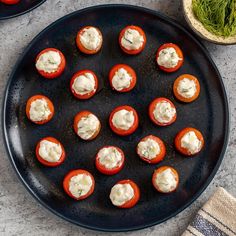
[0,0,235,235]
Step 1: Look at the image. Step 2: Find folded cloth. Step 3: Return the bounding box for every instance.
[182,187,236,236]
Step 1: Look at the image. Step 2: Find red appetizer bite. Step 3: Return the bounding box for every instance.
[137,135,166,164]
[119,25,146,55]
[1,0,20,4]
[152,166,179,193]
[26,95,54,124]
[63,169,95,200]
[76,26,103,54]
[173,74,200,103]
[35,137,65,167]
[70,70,98,99]
[95,146,125,175]
[109,179,140,208]
[149,97,177,126]
[73,110,101,141]
[109,105,139,136]
[156,43,183,72]
[109,64,136,92]
[175,127,204,156]
[35,48,66,79]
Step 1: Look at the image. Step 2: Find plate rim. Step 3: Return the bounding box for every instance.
[2,4,230,232]
[0,0,46,20]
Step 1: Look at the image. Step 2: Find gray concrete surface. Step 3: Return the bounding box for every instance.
[0,0,235,235]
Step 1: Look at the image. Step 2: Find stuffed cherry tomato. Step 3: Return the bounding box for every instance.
[119,25,146,55]
[109,105,139,136]
[149,97,177,126]
[35,137,65,167]
[109,64,137,92]
[26,95,54,125]
[76,26,103,54]
[1,0,20,4]
[63,169,95,200]
[70,70,98,100]
[175,127,204,156]
[156,43,183,72]
[35,48,66,79]
[152,166,179,193]
[73,110,101,141]
[95,146,125,175]
[173,74,200,103]
[137,135,166,164]
[109,179,140,208]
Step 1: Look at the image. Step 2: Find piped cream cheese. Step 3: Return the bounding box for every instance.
[29,99,51,122]
[77,114,99,140]
[177,78,197,98]
[155,168,178,193]
[157,47,182,68]
[137,138,160,160]
[72,72,96,95]
[112,68,132,91]
[112,109,134,130]
[39,140,62,162]
[69,174,93,198]
[181,131,202,154]
[110,183,134,206]
[98,147,122,169]
[79,27,102,51]
[121,28,144,50]
[36,51,61,73]
[153,101,176,124]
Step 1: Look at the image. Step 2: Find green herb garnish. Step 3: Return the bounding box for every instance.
[192,0,236,37]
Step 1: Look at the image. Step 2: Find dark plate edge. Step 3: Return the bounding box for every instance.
[1,4,230,232]
[0,0,46,20]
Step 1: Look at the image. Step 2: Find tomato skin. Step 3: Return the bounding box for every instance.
[63,169,95,200]
[1,0,20,4]
[173,74,200,103]
[35,137,66,167]
[35,48,66,79]
[95,146,125,175]
[109,64,137,92]
[70,70,98,100]
[136,135,166,164]
[119,25,146,55]
[26,95,54,125]
[112,179,140,208]
[175,127,204,156]
[156,43,184,73]
[149,97,177,126]
[152,166,179,193]
[109,105,139,136]
[76,26,103,54]
[73,110,101,140]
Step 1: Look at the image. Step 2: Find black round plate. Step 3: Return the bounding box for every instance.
[2,4,229,232]
[0,0,46,20]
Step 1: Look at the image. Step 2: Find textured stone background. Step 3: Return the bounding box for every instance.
[0,0,235,235]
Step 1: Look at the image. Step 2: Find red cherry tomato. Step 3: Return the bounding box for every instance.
[175,127,204,156]
[35,137,66,167]
[119,25,146,55]
[136,135,166,164]
[156,43,184,73]
[109,105,139,136]
[149,97,177,126]
[76,26,103,55]
[63,169,95,200]
[109,64,137,92]
[26,95,54,125]
[70,70,98,100]
[35,48,66,79]
[95,146,125,175]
